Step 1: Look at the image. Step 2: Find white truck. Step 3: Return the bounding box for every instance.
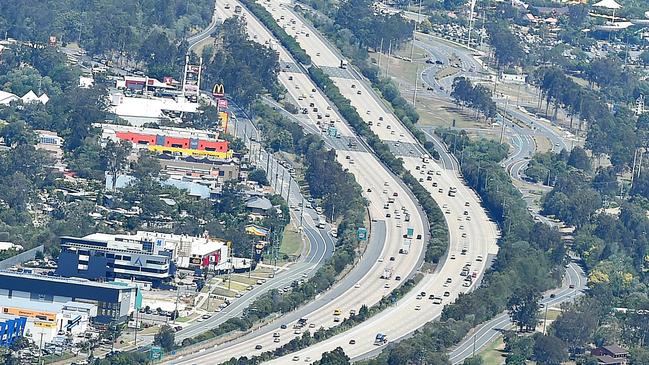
[381,267,393,279]
[399,239,412,254]
[316,216,326,229]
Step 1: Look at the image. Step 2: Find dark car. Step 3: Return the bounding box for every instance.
[255,344,263,350]
[280,324,288,329]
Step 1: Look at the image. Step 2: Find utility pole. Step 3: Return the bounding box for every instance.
[412,63,419,107]
[38,333,44,365]
[378,38,384,69]
[386,40,393,78]
[174,285,180,324]
[249,243,254,278]
[472,333,477,357]
[134,309,138,346]
[300,196,305,227]
[279,169,286,197]
[467,0,476,48]
[286,174,292,201]
[500,97,509,144]
[542,304,549,334]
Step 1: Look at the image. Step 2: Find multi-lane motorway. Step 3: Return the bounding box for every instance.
[164,1,499,363]
[166,1,432,362]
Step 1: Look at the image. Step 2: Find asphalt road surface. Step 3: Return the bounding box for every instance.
[166,2,498,364]
[164,2,432,362]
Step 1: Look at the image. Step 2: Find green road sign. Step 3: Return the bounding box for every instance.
[357,227,368,240]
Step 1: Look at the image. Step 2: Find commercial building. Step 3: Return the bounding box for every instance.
[57,231,230,284]
[1,298,96,345]
[0,314,26,347]
[159,156,240,182]
[0,271,139,324]
[98,123,233,159]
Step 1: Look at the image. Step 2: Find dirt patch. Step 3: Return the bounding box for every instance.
[534,135,552,153]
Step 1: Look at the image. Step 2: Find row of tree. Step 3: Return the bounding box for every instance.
[450,77,497,121]
[200,17,282,108]
[0,0,213,57]
[532,67,649,170]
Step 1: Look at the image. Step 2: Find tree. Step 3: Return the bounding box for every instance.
[103,139,132,190]
[507,287,541,332]
[0,121,35,147]
[153,325,175,352]
[248,168,269,186]
[567,147,591,171]
[131,151,161,180]
[551,305,597,354]
[532,334,567,365]
[464,356,484,365]
[316,347,350,365]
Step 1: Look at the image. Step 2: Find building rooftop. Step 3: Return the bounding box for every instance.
[246,196,273,211]
[1,296,96,314]
[109,94,198,120]
[601,344,628,355]
[594,355,624,365]
[0,270,137,291]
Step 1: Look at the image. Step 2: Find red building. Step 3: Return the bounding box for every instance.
[114,131,229,153]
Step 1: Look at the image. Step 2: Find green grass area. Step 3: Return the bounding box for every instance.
[211,286,238,298]
[230,274,259,286]
[480,336,506,365]
[43,352,75,364]
[280,223,303,258]
[176,313,200,323]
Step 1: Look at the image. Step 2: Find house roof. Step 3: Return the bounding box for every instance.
[246,196,273,211]
[0,90,18,105]
[593,0,621,10]
[602,344,628,355]
[595,355,624,365]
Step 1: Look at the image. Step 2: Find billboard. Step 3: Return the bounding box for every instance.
[212,84,225,98]
[201,249,221,268]
[219,111,229,133]
[218,99,228,109]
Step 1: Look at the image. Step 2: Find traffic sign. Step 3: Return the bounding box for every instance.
[357,227,368,241]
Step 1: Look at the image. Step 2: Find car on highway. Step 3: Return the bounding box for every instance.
[432,297,443,304]
[255,345,263,350]
[395,276,401,281]
[309,323,316,328]
[281,324,288,329]
[274,337,280,343]
[293,356,300,361]
[273,332,280,338]
[349,339,356,344]
[384,283,390,288]
[443,291,450,297]
[476,255,483,262]
[415,305,421,311]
